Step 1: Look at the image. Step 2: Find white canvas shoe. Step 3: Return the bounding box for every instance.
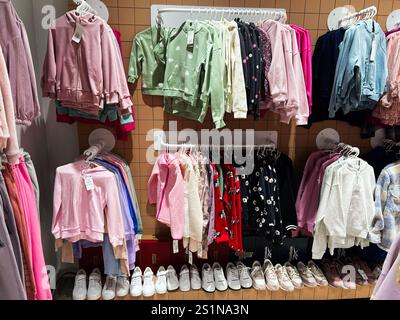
[130,267,143,297]
[190,264,202,290]
[251,261,267,290]
[262,260,279,291]
[72,269,87,300]
[236,261,252,289]
[142,267,155,297]
[213,263,228,292]
[275,264,294,292]
[116,275,130,297]
[86,268,102,301]
[284,262,304,289]
[226,262,241,291]
[155,266,167,294]
[102,275,117,300]
[167,265,179,291]
[179,265,191,292]
[297,262,318,288]
[202,263,215,293]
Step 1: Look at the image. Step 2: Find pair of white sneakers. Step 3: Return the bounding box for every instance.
[130,266,179,297]
[72,268,130,300]
[178,264,201,291]
[201,262,228,292]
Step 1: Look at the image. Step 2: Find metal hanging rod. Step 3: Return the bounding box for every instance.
[157,7,286,14]
[158,140,276,151]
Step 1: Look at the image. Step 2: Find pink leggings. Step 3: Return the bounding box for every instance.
[11,157,52,300]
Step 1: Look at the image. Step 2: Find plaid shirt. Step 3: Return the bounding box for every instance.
[374,162,400,251]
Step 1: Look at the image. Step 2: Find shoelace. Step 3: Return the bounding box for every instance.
[265,266,277,280]
[228,268,239,280]
[88,274,100,287]
[310,265,324,277]
[131,275,142,286]
[277,267,290,281]
[252,266,264,279]
[287,267,299,279]
[204,270,214,283]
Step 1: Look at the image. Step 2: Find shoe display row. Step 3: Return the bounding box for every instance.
[72,257,381,299]
[251,260,328,292]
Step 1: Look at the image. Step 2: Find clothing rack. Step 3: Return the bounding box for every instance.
[83,129,116,161]
[338,5,377,26]
[157,140,276,152]
[151,5,287,27]
[73,0,97,15]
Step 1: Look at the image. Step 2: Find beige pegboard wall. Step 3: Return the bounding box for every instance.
[72,0,396,238]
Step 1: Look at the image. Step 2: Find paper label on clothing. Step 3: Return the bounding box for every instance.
[72,23,84,43]
[187,30,194,46]
[358,269,368,281]
[173,240,179,254]
[188,251,193,265]
[83,175,94,191]
[370,37,376,62]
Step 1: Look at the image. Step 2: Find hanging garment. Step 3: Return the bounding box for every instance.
[41,11,133,114]
[213,164,229,244]
[372,233,400,300]
[0,0,40,125]
[2,169,36,300]
[22,151,40,215]
[11,158,52,300]
[0,199,26,300]
[374,162,400,252]
[0,46,20,164]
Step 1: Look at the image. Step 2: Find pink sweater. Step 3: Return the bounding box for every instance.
[41,11,132,113]
[148,153,184,240]
[0,46,20,164]
[52,161,125,250]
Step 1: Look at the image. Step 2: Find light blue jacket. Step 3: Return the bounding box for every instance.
[329,20,387,117]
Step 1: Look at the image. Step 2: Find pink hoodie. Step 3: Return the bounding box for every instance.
[148,153,184,240]
[41,11,132,114]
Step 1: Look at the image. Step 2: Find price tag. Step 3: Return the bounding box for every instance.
[84,175,94,191]
[173,240,179,254]
[188,251,193,265]
[370,37,376,62]
[72,23,84,43]
[187,30,194,46]
[358,269,368,281]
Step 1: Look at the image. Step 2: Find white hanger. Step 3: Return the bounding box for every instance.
[74,0,97,15]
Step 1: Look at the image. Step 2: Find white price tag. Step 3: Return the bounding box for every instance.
[370,37,376,62]
[188,251,193,265]
[187,30,194,46]
[173,240,179,254]
[358,269,368,281]
[72,23,84,43]
[84,175,94,191]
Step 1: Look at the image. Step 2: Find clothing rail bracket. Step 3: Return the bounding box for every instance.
[386,9,400,31]
[316,128,341,150]
[84,128,116,161]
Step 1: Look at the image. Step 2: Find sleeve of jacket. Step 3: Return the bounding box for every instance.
[51,168,63,239]
[128,36,144,85]
[41,28,57,98]
[370,169,388,244]
[101,26,133,113]
[147,158,160,205]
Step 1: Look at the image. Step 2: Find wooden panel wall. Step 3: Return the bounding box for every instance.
[74,0,399,238]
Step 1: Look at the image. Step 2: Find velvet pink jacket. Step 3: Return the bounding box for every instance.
[41,11,132,113]
[148,153,184,240]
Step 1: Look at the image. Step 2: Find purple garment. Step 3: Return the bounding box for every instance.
[372,233,400,300]
[207,165,215,245]
[385,27,400,37]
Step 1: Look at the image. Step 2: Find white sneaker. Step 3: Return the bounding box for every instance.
[86,268,102,300]
[116,275,130,297]
[307,261,328,287]
[142,267,155,297]
[167,265,179,291]
[72,269,87,300]
[284,262,304,289]
[202,263,215,293]
[179,265,191,292]
[297,262,318,288]
[155,266,168,294]
[130,267,143,297]
[275,264,294,292]
[262,260,279,291]
[102,275,117,300]
[213,262,228,292]
[251,261,267,290]
[226,262,241,290]
[236,261,252,289]
[190,264,202,290]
